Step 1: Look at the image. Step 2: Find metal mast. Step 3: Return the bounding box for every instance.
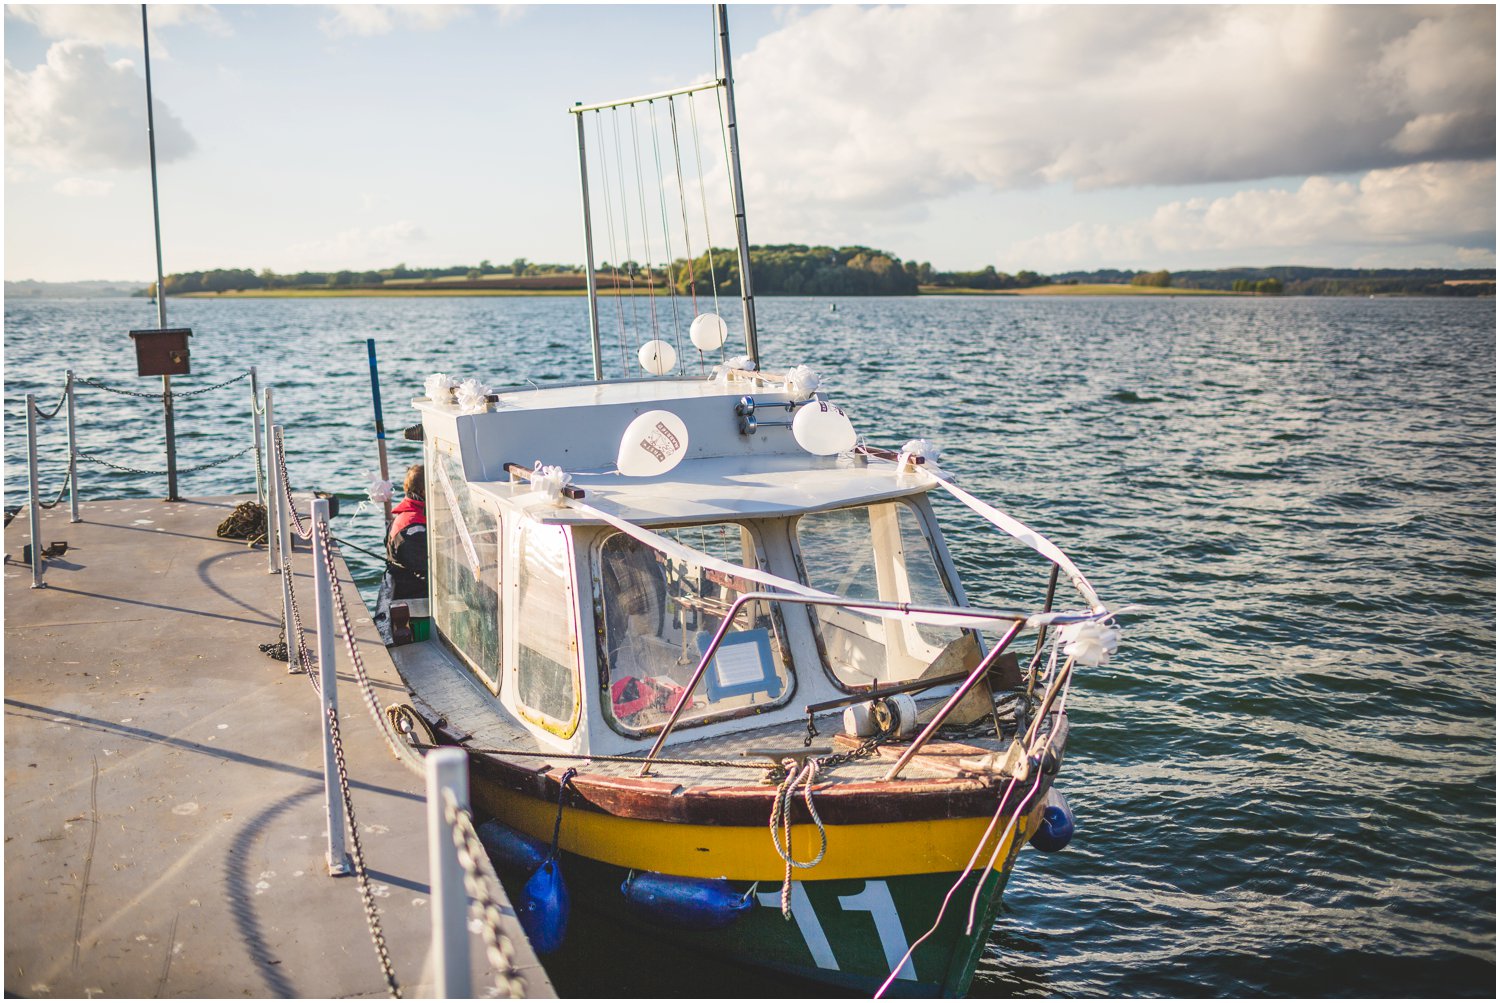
[142,3,179,501]
[715,4,759,367]
[575,105,604,380]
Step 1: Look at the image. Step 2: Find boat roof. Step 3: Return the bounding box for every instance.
[414,374,930,525]
[472,452,930,526]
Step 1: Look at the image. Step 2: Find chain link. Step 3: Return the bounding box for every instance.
[74,371,250,400]
[30,385,70,420]
[273,428,313,540]
[172,371,250,398]
[77,443,254,476]
[36,466,72,510]
[74,375,163,399]
[327,706,402,997]
[443,790,527,999]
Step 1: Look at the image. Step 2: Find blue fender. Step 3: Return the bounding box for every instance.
[620,871,756,930]
[476,819,550,873]
[1029,788,1075,853]
[519,860,570,954]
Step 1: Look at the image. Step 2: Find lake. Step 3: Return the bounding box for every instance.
[5,293,1495,996]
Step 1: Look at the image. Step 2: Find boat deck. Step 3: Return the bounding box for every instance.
[396,636,1015,789]
[4,495,552,998]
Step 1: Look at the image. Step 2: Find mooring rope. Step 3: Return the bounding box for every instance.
[769,757,828,918]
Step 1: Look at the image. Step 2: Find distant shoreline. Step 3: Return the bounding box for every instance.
[175,283,1248,299]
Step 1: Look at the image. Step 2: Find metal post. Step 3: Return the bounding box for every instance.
[574,106,604,381]
[26,394,43,589]
[365,339,393,527]
[65,370,79,523]
[271,424,296,673]
[313,498,352,876]
[264,389,277,574]
[142,7,179,501]
[426,748,472,998]
[250,367,265,505]
[715,4,759,367]
[163,375,179,501]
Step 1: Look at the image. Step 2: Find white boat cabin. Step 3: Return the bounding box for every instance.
[412,376,986,757]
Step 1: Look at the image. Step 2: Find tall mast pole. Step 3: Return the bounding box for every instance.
[142,3,179,500]
[715,4,759,368]
[574,105,604,381]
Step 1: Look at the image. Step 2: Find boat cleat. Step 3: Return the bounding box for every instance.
[741,746,832,782]
[958,739,1031,781]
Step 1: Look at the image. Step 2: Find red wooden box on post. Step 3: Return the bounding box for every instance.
[128,327,192,377]
[129,327,192,500]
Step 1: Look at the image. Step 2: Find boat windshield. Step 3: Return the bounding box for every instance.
[794,500,966,688]
[596,522,792,736]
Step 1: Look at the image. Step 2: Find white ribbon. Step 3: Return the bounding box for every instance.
[530,462,573,507]
[367,475,393,505]
[424,372,457,402]
[456,377,492,414]
[783,364,823,401]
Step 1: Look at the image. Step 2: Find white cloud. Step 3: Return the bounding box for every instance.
[5,42,196,172]
[284,221,427,270]
[52,177,114,197]
[5,4,229,52]
[319,5,473,38]
[1005,161,1496,270]
[734,5,1495,227]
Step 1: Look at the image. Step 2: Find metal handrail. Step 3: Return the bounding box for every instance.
[634,591,1097,777]
[568,78,722,115]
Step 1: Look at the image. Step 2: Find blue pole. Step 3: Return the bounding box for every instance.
[367,338,392,527]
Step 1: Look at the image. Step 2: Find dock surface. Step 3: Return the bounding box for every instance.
[4,495,551,998]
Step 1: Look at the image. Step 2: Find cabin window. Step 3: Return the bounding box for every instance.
[595,522,792,736]
[427,444,501,684]
[515,520,580,734]
[794,500,965,688]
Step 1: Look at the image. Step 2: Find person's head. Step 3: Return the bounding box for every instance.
[404,463,425,501]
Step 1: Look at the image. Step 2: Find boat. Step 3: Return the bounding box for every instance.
[379,7,1123,997]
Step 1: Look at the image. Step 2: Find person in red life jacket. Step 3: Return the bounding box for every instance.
[387,463,428,601]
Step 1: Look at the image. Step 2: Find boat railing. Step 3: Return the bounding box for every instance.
[636,591,1105,779]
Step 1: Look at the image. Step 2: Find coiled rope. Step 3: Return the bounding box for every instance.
[769,757,828,919]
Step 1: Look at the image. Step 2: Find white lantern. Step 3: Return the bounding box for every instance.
[638,339,677,376]
[792,400,857,455]
[689,313,728,351]
[617,409,690,476]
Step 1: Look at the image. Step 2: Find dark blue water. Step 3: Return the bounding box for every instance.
[6,294,1495,996]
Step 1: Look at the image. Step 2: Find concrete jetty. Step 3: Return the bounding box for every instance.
[4,494,552,998]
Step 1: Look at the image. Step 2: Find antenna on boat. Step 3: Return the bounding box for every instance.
[141,3,180,501]
[714,4,759,369]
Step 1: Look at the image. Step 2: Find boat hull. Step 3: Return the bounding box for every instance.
[474,778,1045,997]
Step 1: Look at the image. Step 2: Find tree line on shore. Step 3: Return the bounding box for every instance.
[149,248,1495,297]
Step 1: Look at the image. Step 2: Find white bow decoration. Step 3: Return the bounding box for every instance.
[424,372,458,402]
[712,356,755,382]
[898,437,943,473]
[456,378,492,414]
[784,364,823,401]
[530,462,573,506]
[1058,620,1122,667]
[367,475,394,505]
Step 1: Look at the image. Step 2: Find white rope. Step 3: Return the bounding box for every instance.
[628,103,661,344]
[610,107,642,354]
[593,111,630,376]
[648,100,685,371]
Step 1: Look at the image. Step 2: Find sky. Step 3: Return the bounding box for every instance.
[4,3,1496,282]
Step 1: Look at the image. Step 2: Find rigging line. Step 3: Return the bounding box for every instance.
[648,101,685,371]
[610,106,642,353]
[594,110,630,377]
[628,103,661,343]
[667,97,700,318]
[687,91,722,323]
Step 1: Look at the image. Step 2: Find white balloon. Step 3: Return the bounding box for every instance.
[792,400,857,455]
[617,409,691,476]
[689,313,728,351]
[638,339,677,376]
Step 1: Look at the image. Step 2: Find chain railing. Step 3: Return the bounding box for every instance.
[21,366,262,586]
[269,428,530,999]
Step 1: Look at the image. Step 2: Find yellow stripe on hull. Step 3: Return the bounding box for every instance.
[478,786,1038,881]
